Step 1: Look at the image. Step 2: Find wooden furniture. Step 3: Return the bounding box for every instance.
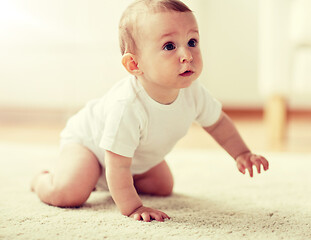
[259,0,311,149]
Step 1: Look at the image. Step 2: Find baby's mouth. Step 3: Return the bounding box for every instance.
[180,70,194,77]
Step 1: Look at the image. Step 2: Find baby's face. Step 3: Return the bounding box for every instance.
[135,11,203,91]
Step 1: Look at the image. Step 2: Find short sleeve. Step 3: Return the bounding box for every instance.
[193,81,222,127]
[99,103,142,157]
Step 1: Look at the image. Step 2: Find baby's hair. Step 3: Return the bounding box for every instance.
[119,0,192,55]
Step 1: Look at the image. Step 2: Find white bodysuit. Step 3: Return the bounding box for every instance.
[60,75,222,187]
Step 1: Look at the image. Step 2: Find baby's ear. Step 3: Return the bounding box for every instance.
[121,53,142,75]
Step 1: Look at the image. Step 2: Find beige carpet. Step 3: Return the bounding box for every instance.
[1,142,311,240]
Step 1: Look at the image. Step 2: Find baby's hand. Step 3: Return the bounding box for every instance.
[129,206,170,222]
[235,152,269,177]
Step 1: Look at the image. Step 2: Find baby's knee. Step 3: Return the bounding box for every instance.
[157,186,173,196]
[155,178,174,196]
[49,185,89,208]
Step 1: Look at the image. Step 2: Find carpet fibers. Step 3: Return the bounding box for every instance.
[0,142,311,240]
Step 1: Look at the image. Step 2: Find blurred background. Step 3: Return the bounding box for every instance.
[0,0,310,152]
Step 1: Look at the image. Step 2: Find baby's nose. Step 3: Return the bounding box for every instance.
[180,48,193,63]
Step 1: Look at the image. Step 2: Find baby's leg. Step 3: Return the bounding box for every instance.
[133,160,174,196]
[31,143,101,207]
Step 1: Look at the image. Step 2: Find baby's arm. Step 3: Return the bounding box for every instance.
[104,150,169,222]
[204,111,269,177]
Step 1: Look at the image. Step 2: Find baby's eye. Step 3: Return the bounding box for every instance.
[188,39,198,47]
[163,42,176,51]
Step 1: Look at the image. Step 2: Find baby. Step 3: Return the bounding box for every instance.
[31,0,269,222]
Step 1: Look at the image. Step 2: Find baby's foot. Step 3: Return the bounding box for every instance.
[31,170,49,192]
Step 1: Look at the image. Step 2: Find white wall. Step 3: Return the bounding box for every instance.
[0,0,131,109]
[0,0,310,111]
[199,0,311,109]
[197,0,262,108]
[258,0,311,108]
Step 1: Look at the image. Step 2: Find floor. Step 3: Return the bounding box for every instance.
[0,110,310,153]
[177,111,311,153]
